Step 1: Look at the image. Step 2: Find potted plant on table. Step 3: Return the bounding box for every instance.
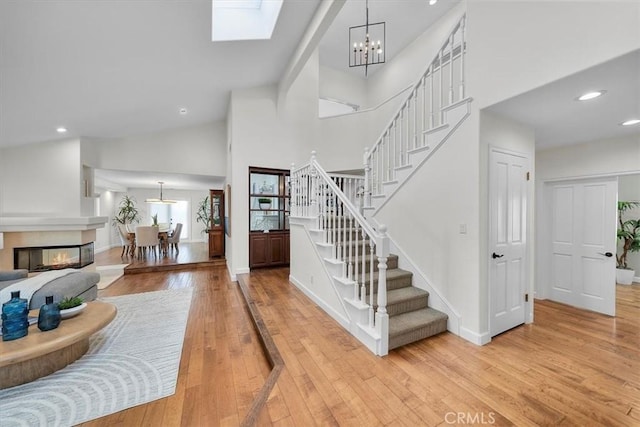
[616,201,640,285]
[258,198,272,210]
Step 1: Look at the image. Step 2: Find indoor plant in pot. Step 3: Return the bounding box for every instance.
[616,201,640,285]
[196,196,211,234]
[258,197,272,210]
[112,195,141,229]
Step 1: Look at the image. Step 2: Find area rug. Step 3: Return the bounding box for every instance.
[83,263,128,289]
[95,264,128,289]
[0,287,193,426]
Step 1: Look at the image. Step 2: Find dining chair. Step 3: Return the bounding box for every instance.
[135,225,160,258]
[117,224,135,257]
[167,223,183,252]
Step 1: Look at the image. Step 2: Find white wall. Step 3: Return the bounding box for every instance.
[229,85,288,274]
[94,189,116,253]
[289,219,350,326]
[536,135,640,181]
[85,121,227,177]
[618,174,640,276]
[468,0,640,110]
[0,138,82,216]
[319,65,368,109]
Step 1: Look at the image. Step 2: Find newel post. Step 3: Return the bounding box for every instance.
[309,151,318,217]
[363,147,372,209]
[376,224,389,356]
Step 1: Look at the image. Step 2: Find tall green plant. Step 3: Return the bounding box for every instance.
[196,196,211,234]
[617,201,640,269]
[112,195,141,226]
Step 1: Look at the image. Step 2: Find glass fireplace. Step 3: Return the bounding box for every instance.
[14,242,94,272]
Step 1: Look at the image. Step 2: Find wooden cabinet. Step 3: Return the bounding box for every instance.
[208,189,225,258]
[249,231,288,268]
[249,167,290,269]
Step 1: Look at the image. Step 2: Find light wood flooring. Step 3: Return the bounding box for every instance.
[83,253,640,426]
[96,241,225,274]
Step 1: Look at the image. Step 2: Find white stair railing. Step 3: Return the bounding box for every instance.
[364,15,467,205]
[291,152,389,354]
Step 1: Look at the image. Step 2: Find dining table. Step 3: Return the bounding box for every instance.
[126,225,171,257]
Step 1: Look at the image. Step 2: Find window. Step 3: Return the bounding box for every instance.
[149,201,189,239]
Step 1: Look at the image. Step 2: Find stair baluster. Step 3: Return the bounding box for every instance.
[362,15,468,209]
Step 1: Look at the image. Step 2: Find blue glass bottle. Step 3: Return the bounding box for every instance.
[2,290,29,341]
[38,295,61,331]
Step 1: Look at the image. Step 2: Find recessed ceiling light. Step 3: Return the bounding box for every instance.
[56,127,67,133]
[576,90,606,101]
[429,0,438,5]
[179,108,188,115]
[621,119,640,126]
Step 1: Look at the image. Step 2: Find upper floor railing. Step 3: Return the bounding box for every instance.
[364,15,467,204]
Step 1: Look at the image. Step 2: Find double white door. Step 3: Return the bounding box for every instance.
[548,179,617,316]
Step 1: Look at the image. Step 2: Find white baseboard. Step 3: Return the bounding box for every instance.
[289,274,350,329]
[229,267,249,282]
[459,327,491,346]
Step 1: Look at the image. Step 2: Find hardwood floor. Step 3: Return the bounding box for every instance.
[95,242,225,273]
[82,258,640,426]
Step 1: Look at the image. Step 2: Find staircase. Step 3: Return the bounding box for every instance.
[289,14,469,356]
[332,227,448,350]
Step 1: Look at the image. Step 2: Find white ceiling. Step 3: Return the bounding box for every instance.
[94,168,224,192]
[319,0,460,78]
[0,0,320,147]
[486,49,640,149]
[1,0,638,191]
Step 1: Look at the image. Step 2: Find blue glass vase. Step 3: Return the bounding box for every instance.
[2,290,29,341]
[38,295,61,332]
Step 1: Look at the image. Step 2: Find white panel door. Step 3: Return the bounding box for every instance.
[549,179,617,316]
[489,149,528,337]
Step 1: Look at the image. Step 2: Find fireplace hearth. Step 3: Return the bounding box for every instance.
[14,242,94,272]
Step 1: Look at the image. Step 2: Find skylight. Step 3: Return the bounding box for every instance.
[212,0,283,42]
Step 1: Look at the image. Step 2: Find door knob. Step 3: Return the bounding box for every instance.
[492,252,504,259]
[598,252,613,257]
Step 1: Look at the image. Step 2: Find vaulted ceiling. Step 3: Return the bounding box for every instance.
[1,1,637,189]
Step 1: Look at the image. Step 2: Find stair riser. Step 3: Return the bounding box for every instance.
[389,318,448,350]
[385,295,428,316]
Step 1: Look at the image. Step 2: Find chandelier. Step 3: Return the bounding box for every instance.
[145,181,177,204]
[349,0,385,76]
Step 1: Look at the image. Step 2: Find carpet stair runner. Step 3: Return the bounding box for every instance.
[334,232,448,350]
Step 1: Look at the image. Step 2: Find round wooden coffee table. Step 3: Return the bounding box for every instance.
[0,301,116,389]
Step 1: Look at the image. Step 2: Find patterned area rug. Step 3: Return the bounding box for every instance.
[0,288,193,426]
